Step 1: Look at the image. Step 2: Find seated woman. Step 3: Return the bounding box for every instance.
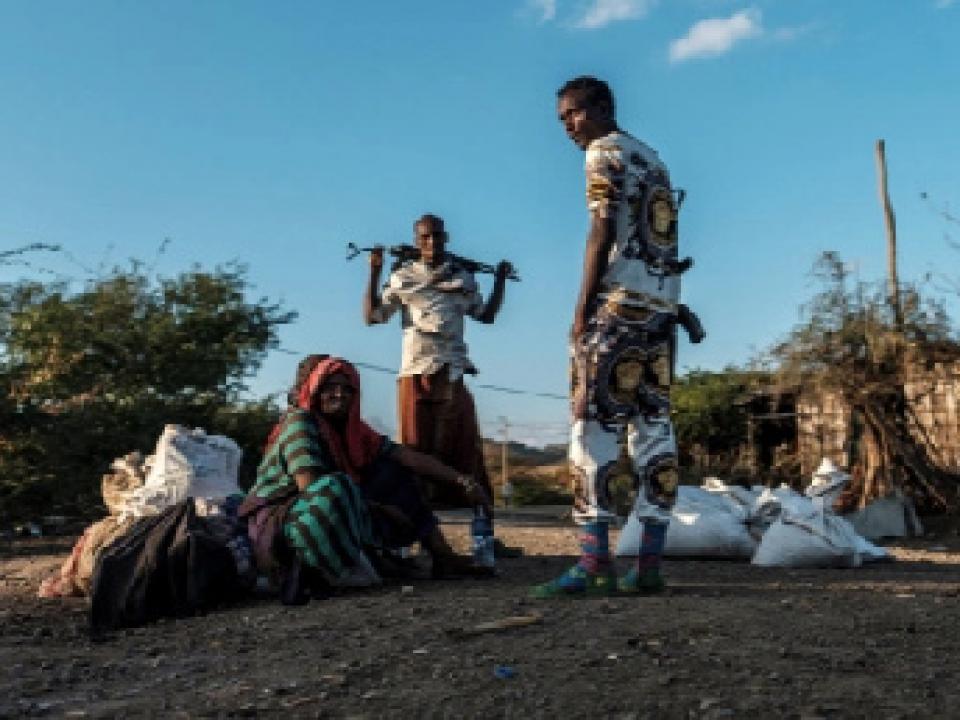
[240,354,490,603]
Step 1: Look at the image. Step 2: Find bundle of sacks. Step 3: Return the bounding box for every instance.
[616,459,896,568]
[39,425,245,598]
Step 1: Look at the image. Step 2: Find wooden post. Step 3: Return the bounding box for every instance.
[499,416,511,507]
[875,139,902,328]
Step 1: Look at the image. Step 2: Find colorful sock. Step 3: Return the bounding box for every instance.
[531,522,614,598]
[619,521,668,594]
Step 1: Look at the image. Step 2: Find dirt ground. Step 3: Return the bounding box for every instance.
[2,518,960,720]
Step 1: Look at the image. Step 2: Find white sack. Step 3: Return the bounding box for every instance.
[752,486,807,530]
[616,479,890,567]
[702,476,760,515]
[752,509,862,568]
[616,486,757,559]
[120,424,242,519]
[805,475,849,508]
[845,492,923,541]
[805,458,850,508]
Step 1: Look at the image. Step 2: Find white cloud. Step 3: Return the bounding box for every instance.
[574,0,655,30]
[529,0,557,23]
[669,8,764,63]
[935,0,956,8]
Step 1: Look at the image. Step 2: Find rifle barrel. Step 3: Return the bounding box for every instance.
[345,242,519,281]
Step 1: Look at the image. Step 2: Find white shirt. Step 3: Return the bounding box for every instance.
[585,130,680,314]
[370,258,485,378]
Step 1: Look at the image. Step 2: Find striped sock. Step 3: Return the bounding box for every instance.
[531,522,613,597]
[618,521,668,594]
[637,521,667,574]
[576,523,610,574]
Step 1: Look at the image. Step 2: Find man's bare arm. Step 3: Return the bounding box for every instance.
[362,247,384,325]
[478,261,512,324]
[571,213,615,340]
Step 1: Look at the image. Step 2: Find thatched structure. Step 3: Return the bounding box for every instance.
[740,358,960,512]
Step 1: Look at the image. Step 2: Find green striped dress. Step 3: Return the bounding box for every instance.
[248,409,380,582]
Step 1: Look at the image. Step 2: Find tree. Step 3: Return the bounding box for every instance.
[768,252,960,512]
[0,262,296,521]
[671,367,761,479]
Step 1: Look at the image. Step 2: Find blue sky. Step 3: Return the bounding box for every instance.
[1,1,958,446]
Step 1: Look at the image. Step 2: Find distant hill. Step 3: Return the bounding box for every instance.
[481,439,566,468]
[481,438,572,505]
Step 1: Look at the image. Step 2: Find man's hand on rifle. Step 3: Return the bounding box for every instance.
[479,260,513,324]
[363,246,386,325]
[368,246,384,273]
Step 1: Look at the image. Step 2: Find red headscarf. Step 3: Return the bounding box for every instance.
[294,356,383,483]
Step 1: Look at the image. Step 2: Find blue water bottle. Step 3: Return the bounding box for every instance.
[471,506,495,569]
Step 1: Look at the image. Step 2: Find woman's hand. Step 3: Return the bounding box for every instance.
[457,474,492,514]
[294,469,318,492]
[392,445,493,512]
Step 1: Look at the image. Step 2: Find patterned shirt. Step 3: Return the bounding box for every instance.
[250,409,391,500]
[585,130,680,316]
[369,258,485,379]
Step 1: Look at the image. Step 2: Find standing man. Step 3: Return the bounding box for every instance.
[533,77,703,597]
[364,214,513,556]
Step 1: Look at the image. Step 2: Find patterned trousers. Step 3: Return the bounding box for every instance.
[569,306,679,526]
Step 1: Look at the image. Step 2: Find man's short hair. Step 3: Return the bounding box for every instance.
[414,213,445,233]
[557,76,615,117]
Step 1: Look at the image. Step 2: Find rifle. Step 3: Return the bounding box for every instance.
[677,303,706,344]
[346,242,520,281]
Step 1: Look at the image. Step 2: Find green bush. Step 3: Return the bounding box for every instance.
[503,473,572,507]
[0,262,293,522]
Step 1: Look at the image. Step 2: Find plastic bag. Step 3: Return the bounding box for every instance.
[121,425,242,519]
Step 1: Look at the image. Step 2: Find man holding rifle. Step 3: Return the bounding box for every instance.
[363,213,516,563]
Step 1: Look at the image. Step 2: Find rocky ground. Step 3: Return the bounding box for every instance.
[2,517,960,719]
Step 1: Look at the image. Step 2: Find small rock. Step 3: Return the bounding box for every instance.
[319,673,347,687]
